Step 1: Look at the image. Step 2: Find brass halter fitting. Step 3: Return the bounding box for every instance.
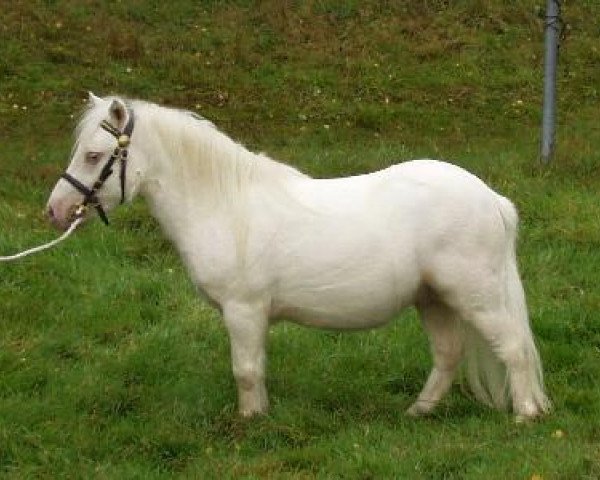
[74,204,88,216]
[118,135,130,148]
[67,203,88,223]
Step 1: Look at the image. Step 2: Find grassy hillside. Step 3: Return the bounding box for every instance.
[1,1,599,478]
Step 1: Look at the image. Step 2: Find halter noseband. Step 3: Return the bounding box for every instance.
[61,108,134,225]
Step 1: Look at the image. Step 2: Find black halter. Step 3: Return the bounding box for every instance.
[61,109,134,225]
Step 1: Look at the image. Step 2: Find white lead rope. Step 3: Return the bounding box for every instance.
[0,217,83,262]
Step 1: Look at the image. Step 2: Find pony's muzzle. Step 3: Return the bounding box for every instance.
[47,202,86,231]
[47,204,68,231]
[47,205,56,222]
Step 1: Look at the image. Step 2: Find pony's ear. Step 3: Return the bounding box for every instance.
[108,98,127,128]
[88,91,103,106]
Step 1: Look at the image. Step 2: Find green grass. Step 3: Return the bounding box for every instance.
[1,1,600,478]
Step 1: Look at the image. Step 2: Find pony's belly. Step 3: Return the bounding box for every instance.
[271,282,414,330]
[268,233,420,330]
[280,307,396,330]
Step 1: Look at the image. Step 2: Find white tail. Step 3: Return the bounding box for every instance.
[462,197,551,414]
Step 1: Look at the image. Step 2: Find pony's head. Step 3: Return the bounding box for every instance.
[47,92,143,230]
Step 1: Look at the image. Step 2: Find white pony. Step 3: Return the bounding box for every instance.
[47,93,550,420]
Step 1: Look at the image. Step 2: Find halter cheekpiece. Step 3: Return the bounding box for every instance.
[61,107,134,225]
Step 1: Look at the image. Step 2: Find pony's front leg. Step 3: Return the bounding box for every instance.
[223,301,269,417]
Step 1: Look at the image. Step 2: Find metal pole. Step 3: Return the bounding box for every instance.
[540,0,561,165]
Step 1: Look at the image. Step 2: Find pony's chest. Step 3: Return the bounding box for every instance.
[175,221,239,288]
[174,216,276,303]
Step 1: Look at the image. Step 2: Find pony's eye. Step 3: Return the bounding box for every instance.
[85,152,102,165]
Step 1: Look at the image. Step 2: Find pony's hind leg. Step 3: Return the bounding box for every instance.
[407,300,464,416]
[448,273,550,420]
[463,306,548,420]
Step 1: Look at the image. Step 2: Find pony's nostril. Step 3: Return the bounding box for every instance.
[47,205,55,220]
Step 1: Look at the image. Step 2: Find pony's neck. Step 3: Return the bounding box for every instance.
[133,102,306,233]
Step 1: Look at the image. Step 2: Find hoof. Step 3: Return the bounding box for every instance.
[514,400,545,423]
[239,408,268,418]
[514,412,542,424]
[406,402,434,417]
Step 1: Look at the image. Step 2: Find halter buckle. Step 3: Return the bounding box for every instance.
[74,204,88,217]
[118,135,130,148]
[67,203,88,223]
